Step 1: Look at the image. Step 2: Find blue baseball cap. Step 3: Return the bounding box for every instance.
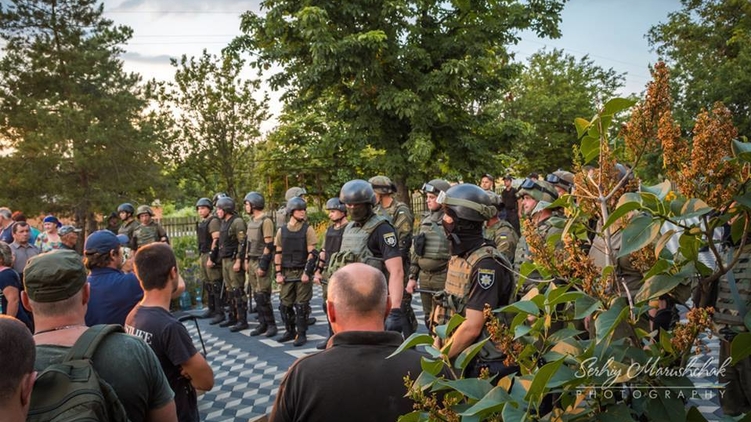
[84,230,120,254]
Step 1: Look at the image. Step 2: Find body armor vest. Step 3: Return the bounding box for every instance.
[281,223,309,269]
[715,246,751,326]
[219,215,240,259]
[327,215,389,275]
[323,225,345,266]
[247,214,272,258]
[134,223,159,249]
[415,212,450,271]
[118,219,137,240]
[197,216,217,254]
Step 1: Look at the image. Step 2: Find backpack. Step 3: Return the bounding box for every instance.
[28,324,130,422]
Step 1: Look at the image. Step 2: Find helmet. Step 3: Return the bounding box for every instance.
[136,205,154,217]
[422,179,451,194]
[439,183,496,222]
[485,191,504,212]
[212,192,228,206]
[369,175,396,194]
[244,192,265,210]
[546,170,575,193]
[117,203,135,214]
[325,197,346,213]
[285,187,307,201]
[516,178,559,203]
[340,179,377,205]
[195,197,213,210]
[286,197,307,214]
[216,197,236,214]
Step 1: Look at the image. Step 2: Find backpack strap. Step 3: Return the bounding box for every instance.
[64,324,124,362]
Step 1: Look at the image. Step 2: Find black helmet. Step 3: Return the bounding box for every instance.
[325,197,346,213]
[196,197,213,210]
[422,179,451,194]
[286,197,307,214]
[216,197,236,214]
[438,184,496,222]
[117,203,135,214]
[339,179,377,205]
[244,192,265,210]
[212,192,228,206]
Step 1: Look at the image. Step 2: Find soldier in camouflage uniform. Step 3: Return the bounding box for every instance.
[130,205,169,251]
[214,197,249,333]
[514,178,562,280]
[243,192,278,338]
[406,179,451,332]
[195,197,224,323]
[484,191,518,264]
[545,170,575,198]
[117,203,138,243]
[369,175,417,337]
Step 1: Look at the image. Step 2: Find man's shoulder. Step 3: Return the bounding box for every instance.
[89,268,137,283]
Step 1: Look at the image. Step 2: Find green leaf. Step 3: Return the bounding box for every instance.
[737,189,751,209]
[731,213,748,244]
[434,313,466,340]
[460,386,513,416]
[397,411,424,422]
[635,274,683,303]
[439,377,493,400]
[580,135,600,164]
[685,406,709,422]
[420,357,444,376]
[732,332,751,364]
[676,198,712,221]
[678,232,700,262]
[596,403,635,421]
[654,230,676,259]
[499,300,539,316]
[574,117,591,139]
[455,338,490,371]
[732,139,751,162]
[574,295,602,319]
[603,200,642,231]
[525,358,564,403]
[502,403,526,422]
[659,329,674,354]
[618,214,660,257]
[639,180,672,200]
[548,291,585,307]
[602,97,637,116]
[412,371,439,391]
[595,298,628,343]
[388,333,434,358]
[548,328,584,344]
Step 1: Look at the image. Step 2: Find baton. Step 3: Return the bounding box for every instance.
[415,288,441,295]
[178,314,208,357]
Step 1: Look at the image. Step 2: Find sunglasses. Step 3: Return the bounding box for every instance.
[545,174,573,187]
[520,178,559,199]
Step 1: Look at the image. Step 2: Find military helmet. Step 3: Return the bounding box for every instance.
[136,205,154,217]
[325,197,346,212]
[422,179,451,195]
[485,191,504,212]
[117,203,135,214]
[216,197,236,214]
[286,197,307,214]
[546,170,575,193]
[195,197,213,210]
[369,175,396,194]
[244,192,265,210]
[340,179,377,205]
[438,184,496,222]
[212,192,228,206]
[285,187,307,201]
[516,178,559,203]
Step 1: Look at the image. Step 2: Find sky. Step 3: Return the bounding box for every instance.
[29,0,688,130]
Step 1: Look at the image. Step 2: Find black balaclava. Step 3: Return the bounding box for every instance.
[350,204,372,224]
[443,208,486,256]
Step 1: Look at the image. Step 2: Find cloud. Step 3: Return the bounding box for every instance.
[107,0,261,14]
[120,51,175,66]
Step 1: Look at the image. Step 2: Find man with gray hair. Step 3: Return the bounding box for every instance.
[0,207,14,243]
[270,263,428,422]
[0,315,36,421]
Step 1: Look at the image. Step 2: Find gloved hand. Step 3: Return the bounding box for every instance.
[384,308,405,333]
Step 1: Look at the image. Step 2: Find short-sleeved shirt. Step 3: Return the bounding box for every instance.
[34,231,63,252]
[10,241,40,275]
[85,267,143,326]
[0,267,32,328]
[35,333,175,422]
[465,256,514,313]
[366,221,402,261]
[126,306,199,422]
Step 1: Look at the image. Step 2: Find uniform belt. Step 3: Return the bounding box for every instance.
[421,264,448,275]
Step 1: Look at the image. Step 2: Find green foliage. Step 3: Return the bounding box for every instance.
[648,0,751,136]
[171,235,201,304]
[233,0,566,201]
[0,0,167,231]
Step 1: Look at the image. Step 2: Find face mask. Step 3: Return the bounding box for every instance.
[349,204,370,223]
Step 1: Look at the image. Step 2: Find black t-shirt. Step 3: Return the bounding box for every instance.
[0,268,32,328]
[125,306,199,422]
[367,221,402,261]
[501,187,518,212]
[465,256,513,313]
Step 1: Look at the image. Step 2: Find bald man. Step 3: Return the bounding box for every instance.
[270,263,429,422]
[0,316,36,422]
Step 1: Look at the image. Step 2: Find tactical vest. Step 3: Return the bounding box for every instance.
[219,215,240,259]
[715,246,751,326]
[281,223,309,269]
[415,213,450,271]
[196,216,217,254]
[247,215,272,258]
[323,224,345,266]
[327,215,389,276]
[118,220,137,240]
[134,223,159,249]
[443,246,511,362]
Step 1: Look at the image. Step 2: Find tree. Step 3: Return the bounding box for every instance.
[502,48,624,175]
[0,0,166,233]
[648,0,751,136]
[233,0,565,201]
[150,50,270,201]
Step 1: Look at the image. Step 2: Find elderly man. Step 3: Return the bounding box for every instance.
[0,316,35,421]
[59,225,82,253]
[22,250,177,422]
[270,263,428,422]
[10,222,40,278]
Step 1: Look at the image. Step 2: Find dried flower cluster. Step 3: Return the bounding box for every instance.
[670,307,714,355]
[554,234,607,300]
[629,243,657,274]
[483,305,523,367]
[404,375,460,422]
[521,218,556,274]
[622,61,672,160]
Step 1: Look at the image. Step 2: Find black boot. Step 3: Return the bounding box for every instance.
[316,304,331,350]
[293,303,308,347]
[219,294,237,328]
[261,293,278,337]
[198,282,215,319]
[401,295,417,337]
[250,294,267,336]
[230,290,249,332]
[277,304,296,343]
[209,283,225,325]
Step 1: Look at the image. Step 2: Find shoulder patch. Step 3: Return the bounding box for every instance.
[383,232,397,248]
[477,268,495,290]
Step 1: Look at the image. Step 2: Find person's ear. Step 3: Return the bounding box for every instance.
[326,300,336,323]
[21,291,32,313]
[384,296,392,320]
[20,371,36,407]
